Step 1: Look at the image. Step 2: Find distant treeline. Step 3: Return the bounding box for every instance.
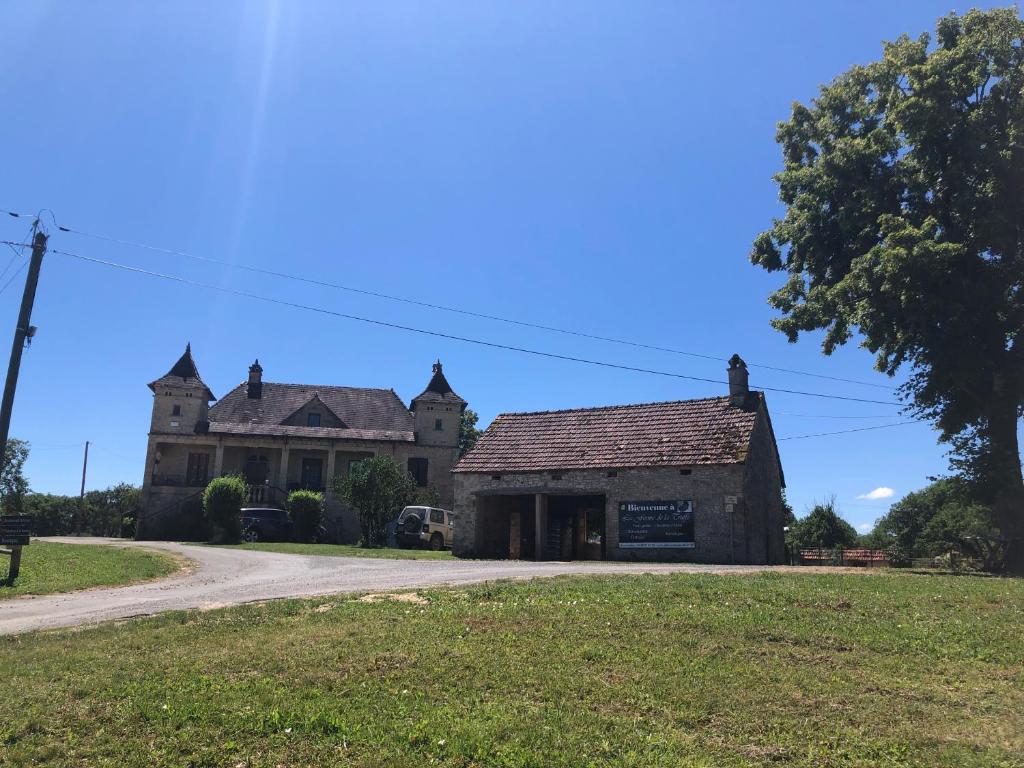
[787,477,1004,572]
[22,484,142,538]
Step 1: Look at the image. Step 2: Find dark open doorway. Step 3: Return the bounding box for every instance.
[545,494,605,560]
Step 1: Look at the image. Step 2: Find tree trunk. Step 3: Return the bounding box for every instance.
[988,394,1024,574]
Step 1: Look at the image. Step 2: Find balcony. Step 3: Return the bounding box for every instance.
[151,473,209,488]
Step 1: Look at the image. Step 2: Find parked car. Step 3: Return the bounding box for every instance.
[395,505,454,550]
[240,507,292,542]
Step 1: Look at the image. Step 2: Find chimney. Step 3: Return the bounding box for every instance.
[247,359,263,399]
[727,353,749,407]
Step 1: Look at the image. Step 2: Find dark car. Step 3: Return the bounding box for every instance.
[240,507,292,542]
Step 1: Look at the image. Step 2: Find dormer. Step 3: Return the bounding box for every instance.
[281,392,345,429]
[148,344,215,434]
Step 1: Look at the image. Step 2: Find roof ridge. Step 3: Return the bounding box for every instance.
[493,394,754,419]
[238,381,398,393]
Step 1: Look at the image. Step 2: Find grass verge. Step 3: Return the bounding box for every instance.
[215,542,454,559]
[1,572,1022,767]
[0,540,179,599]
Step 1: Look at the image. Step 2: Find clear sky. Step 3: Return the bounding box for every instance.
[0,1,1013,533]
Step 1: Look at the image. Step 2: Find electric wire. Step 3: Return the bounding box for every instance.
[52,246,906,407]
[0,261,27,297]
[52,221,896,390]
[778,421,919,440]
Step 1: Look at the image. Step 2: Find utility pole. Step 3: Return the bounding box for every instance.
[78,440,90,535]
[0,227,47,463]
[0,225,47,582]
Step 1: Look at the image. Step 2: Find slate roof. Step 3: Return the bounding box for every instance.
[148,344,215,400]
[209,382,415,440]
[412,361,466,408]
[453,395,763,473]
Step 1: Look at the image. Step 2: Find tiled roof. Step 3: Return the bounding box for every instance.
[453,395,762,473]
[148,344,215,400]
[412,361,466,408]
[207,422,414,442]
[209,382,415,437]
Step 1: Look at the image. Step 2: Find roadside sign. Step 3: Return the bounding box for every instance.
[0,515,31,546]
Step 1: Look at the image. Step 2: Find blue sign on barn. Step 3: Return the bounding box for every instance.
[618,500,695,548]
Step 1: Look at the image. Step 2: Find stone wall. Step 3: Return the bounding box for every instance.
[453,463,757,563]
[139,431,461,544]
[741,403,786,564]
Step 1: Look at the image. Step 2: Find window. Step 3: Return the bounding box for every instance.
[307,412,321,427]
[172,404,181,416]
[434,418,443,431]
[429,509,444,524]
[679,468,692,476]
[186,453,210,486]
[407,457,429,487]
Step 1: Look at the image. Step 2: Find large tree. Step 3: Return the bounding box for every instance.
[751,8,1024,571]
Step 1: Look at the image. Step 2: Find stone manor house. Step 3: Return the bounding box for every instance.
[137,345,466,541]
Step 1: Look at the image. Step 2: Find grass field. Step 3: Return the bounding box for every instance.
[0,540,179,599]
[1,572,1021,767]
[216,542,455,559]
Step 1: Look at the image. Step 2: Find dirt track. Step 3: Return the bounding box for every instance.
[1,537,831,635]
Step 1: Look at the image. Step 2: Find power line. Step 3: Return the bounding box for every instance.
[776,411,906,420]
[54,221,897,391]
[52,246,905,407]
[778,421,919,440]
[0,261,27,297]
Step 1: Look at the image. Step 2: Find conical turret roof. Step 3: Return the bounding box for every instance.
[411,360,465,409]
[148,343,215,400]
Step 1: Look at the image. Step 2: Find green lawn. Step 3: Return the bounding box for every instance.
[1,572,1022,767]
[215,542,455,559]
[0,541,179,599]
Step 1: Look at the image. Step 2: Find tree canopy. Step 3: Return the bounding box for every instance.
[0,438,30,515]
[751,8,1024,571]
[787,499,858,550]
[458,408,483,458]
[332,455,415,547]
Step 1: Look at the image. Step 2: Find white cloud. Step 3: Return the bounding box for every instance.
[857,486,895,500]
[857,523,872,533]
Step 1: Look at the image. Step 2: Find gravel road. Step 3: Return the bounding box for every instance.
[1,537,781,635]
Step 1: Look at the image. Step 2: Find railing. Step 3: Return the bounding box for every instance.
[151,474,209,488]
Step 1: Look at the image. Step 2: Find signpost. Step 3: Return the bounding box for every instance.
[0,514,31,581]
[618,500,695,548]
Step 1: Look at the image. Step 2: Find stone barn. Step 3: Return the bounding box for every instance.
[452,355,785,564]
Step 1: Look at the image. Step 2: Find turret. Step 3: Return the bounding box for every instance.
[147,343,215,434]
[410,360,466,447]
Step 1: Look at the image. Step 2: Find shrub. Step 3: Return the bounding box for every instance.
[332,456,415,547]
[288,489,324,543]
[788,498,858,550]
[202,475,247,543]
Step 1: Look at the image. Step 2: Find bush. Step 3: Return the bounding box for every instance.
[788,498,858,550]
[288,489,324,543]
[332,456,415,547]
[202,475,247,543]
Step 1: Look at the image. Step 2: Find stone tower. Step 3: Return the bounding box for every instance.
[410,360,466,447]
[147,343,215,434]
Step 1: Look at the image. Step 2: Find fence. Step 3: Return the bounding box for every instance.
[798,548,889,567]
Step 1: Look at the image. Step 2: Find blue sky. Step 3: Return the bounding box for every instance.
[0,1,1011,533]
